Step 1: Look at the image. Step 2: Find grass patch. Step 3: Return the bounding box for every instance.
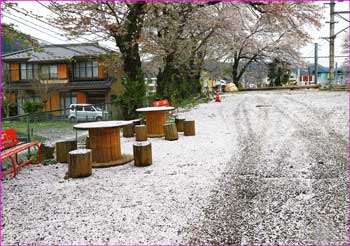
[2,121,72,142]
[172,96,211,109]
[2,121,72,131]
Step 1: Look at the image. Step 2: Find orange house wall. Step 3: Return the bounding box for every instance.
[57,64,67,79]
[44,92,60,112]
[98,64,106,79]
[76,92,87,104]
[10,64,20,81]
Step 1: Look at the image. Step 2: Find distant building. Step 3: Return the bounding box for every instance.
[2,43,122,116]
[145,78,157,95]
[291,64,348,85]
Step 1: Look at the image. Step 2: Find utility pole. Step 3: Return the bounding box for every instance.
[329,0,335,85]
[314,43,318,84]
[335,62,338,83]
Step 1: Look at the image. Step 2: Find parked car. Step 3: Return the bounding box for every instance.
[68,104,107,122]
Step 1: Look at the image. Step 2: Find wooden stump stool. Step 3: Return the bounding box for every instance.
[56,140,77,163]
[184,120,196,136]
[133,141,152,167]
[123,123,134,138]
[175,117,185,132]
[135,125,148,141]
[41,143,55,160]
[68,149,92,178]
[132,119,142,130]
[163,123,178,141]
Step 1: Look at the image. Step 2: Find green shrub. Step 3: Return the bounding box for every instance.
[22,101,43,114]
[113,72,146,120]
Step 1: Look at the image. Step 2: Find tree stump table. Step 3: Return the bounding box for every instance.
[74,121,134,168]
[136,106,175,137]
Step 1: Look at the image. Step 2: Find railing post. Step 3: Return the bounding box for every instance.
[75,107,78,141]
[26,114,31,142]
[26,114,31,156]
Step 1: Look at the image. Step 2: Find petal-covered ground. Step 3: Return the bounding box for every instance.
[2,90,348,244]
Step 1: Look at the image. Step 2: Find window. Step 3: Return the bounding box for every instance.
[74,61,98,78]
[75,106,83,112]
[40,65,58,79]
[84,105,95,112]
[20,63,33,80]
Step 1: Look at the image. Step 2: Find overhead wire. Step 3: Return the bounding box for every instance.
[8,2,118,52]
[33,1,117,50]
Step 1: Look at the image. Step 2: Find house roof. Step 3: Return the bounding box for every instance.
[2,43,112,62]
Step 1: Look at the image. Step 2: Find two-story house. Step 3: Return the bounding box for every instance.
[2,43,119,115]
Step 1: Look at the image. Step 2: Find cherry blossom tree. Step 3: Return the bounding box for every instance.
[210,2,322,88]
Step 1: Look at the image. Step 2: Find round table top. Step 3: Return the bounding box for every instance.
[136,106,175,112]
[74,120,133,130]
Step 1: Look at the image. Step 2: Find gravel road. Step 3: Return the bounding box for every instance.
[2,90,348,244]
[188,90,349,244]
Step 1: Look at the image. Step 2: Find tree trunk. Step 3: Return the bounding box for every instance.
[133,141,152,167]
[232,59,242,89]
[114,3,146,119]
[68,149,92,178]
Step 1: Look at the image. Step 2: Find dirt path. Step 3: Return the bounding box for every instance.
[188,91,348,244]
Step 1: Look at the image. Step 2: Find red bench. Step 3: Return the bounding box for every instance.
[1,128,42,177]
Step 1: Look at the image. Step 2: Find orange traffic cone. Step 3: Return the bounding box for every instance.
[215,90,221,102]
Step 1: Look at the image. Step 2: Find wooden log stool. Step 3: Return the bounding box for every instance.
[184,120,196,136]
[163,123,178,141]
[123,123,134,138]
[175,117,185,132]
[68,149,92,178]
[132,119,142,132]
[56,140,77,163]
[41,143,55,160]
[135,125,148,141]
[133,141,152,167]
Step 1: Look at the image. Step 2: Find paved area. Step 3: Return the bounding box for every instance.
[187,90,349,244]
[2,90,348,244]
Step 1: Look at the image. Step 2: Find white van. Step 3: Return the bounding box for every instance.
[68,104,106,122]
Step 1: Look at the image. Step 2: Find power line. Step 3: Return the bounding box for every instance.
[3,10,75,42]
[8,4,118,52]
[3,9,104,55]
[302,55,348,58]
[3,12,70,43]
[3,11,117,55]
[2,17,94,56]
[34,1,112,43]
